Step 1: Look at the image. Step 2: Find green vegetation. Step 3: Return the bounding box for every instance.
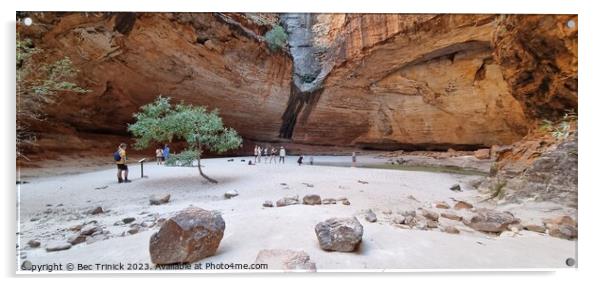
[128,96,243,183]
[265,25,287,52]
[165,149,199,167]
[539,110,577,140]
[17,38,88,160]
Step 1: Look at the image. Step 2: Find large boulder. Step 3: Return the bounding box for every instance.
[254,249,316,272]
[149,207,225,264]
[314,217,363,252]
[463,209,519,233]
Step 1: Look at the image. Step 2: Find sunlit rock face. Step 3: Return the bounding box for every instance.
[17,13,575,156]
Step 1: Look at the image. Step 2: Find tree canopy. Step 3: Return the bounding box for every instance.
[128,96,243,183]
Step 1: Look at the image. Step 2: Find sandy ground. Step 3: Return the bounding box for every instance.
[16,156,577,272]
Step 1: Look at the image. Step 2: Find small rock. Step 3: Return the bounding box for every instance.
[150,194,171,205]
[224,190,239,199]
[450,184,462,192]
[90,206,104,215]
[255,249,316,272]
[548,224,578,240]
[302,194,322,205]
[341,199,351,206]
[474,148,491,160]
[128,227,140,235]
[421,209,439,222]
[440,212,462,221]
[30,217,40,222]
[315,217,363,252]
[443,226,460,234]
[321,198,337,205]
[302,183,314,188]
[453,201,473,210]
[434,201,450,209]
[544,215,577,227]
[27,240,41,248]
[392,216,405,224]
[426,220,439,228]
[21,260,32,271]
[276,195,299,207]
[463,208,519,233]
[357,180,369,184]
[122,217,136,224]
[80,225,101,236]
[524,224,546,233]
[382,209,393,215]
[67,235,87,245]
[365,209,377,223]
[46,242,72,252]
[263,200,274,208]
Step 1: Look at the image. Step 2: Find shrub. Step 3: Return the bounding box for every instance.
[165,149,199,167]
[265,25,287,52]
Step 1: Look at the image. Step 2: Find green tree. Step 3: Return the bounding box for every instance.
[265,25,287,52]
[128,96,243,183]
[17,38,88,159]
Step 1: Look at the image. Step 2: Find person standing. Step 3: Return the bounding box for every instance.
[115,143,130,183]
[352,151,357,167]
[163,144,170,162]
[257,145,262,163]
[254,145,259,163]
[279,146,286,164]
[297,154,304,166]
[155,146,163,165]
[270,146,277,163]
[263,146,269,163]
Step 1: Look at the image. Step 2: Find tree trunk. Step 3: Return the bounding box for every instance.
[196,139,218,184]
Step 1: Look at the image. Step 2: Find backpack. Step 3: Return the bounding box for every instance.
[113,150,121,161]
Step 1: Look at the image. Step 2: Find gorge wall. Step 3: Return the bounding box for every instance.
[16,13,576,157]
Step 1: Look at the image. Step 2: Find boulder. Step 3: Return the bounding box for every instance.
[254,249,316,272]
[392,215,405,225]
[443,226,460,234]
[302,194,322,205]
[426,220,439,228]
[321,198,337,205]
[364,209,377,223]
[149,207,225,264]
[150,194,171,205]
[525,224,546,233]
[46,242,72,252]
[341,199,351,205]
[315,217,363,252]
[434,201,450,209]
[262,200,274,207]
[474,148,491,159]
[544,215,577,227]
[27,240,41,248]
[463,209,519,233]
[276,195,300,207]
[453,201,474,210]
[80,225,101,236]
[224,190,239,199]
[548,224,578,240]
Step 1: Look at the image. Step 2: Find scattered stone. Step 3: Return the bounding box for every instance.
[524,224,546,233]
[421,209,439,221]
[27,240,41,248]
[46,242,72,252]
[544,215,577,227]
[443,226,460,234]
[80,225,101,236]
[392,215,405,224]
[56,203,63,207]
[365,209,377,223]
[463,208,519,233]
[474,148,491,160]
[434,201,450,209]
[122,217,136,224]
[302,194,322,205]
[406,195,419,202]
[150,194,171,205]
[94,185,109,190]
[453,201,473,210]
[382,209,393,215]
[21,260,32,271]
[149,207,225,264]
[315,217,363,252]
[321,198,337,205]
[302,183,314,188]
[67,235,87,245]
[262,200,274,208]
[255,249,317,272]
[450,184,462,192]
[46,204,53,207]
[426,220,439,228]
[341,199,351,205]
[357,180,369,184]
[224,190,239,199]
[128,227,140,235]
[114,221,125,226]
[276,195,300,207]
[30,217,40,222]
[90,206,104,215]
[440,212,462,221]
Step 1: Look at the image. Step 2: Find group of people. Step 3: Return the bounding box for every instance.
[154,144,170,165]
[253,145,286,164]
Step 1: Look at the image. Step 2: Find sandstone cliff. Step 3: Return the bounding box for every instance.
[16,13,576,157]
